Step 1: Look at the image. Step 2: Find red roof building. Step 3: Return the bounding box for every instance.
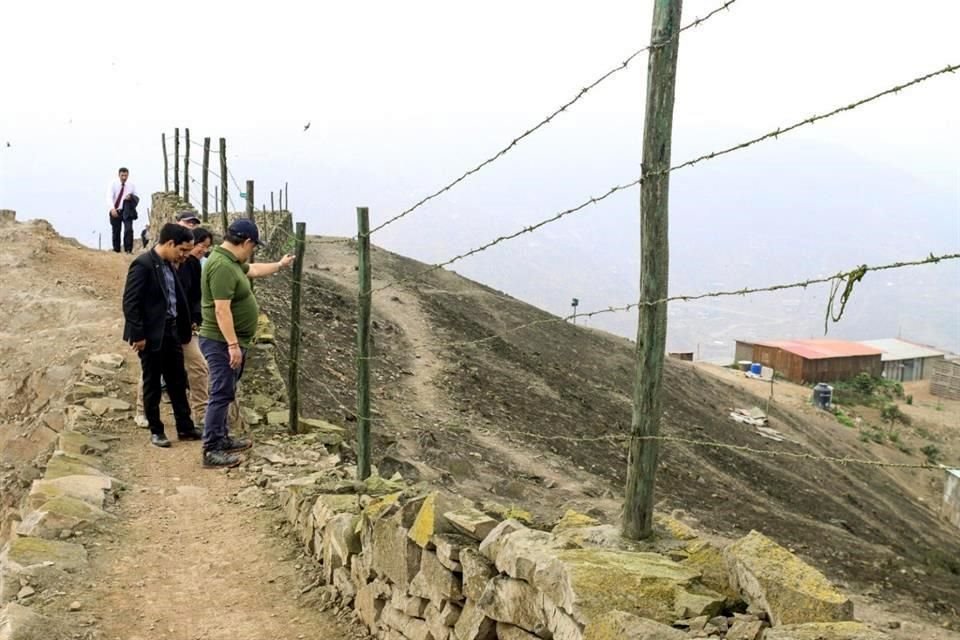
[748,339,883,384]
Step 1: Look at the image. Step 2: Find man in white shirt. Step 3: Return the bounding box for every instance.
[108,167,138,253]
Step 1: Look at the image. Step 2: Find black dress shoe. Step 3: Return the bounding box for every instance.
[177,428,203,441]
[151,433,172,448]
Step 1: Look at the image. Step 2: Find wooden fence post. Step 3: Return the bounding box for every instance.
[245,180,255,220]
[162,133,169,192]
[285,182,289,211]
[623,0,683,541]
[202,137,211,222]
[288,222,307,434]
[219,138,228,236]
[184,128,190,202]
[173,128,180,195]
[271,191,275,213]
[214,186,219,214]
[356,207,372,480]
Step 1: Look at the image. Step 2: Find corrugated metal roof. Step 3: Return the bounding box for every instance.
[859,338,945,362]
[948,468,960,480]
[754,339,883,360]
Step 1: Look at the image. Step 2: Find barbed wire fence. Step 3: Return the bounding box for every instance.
[160,6,958,539]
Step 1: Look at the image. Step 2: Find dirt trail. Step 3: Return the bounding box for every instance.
[80,427,353,640]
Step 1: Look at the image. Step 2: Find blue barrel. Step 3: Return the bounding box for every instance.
[750,362,762,375]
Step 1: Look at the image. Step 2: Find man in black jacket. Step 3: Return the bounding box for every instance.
[122,223,203,448]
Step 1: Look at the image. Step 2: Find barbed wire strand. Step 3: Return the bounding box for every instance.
[381,252,959,354]
[370,63,959,294]
[366,0,739,237]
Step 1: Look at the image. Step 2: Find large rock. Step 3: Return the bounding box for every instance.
[64,383,106,403]
[82,397,130,416]
[552,510,601,533]
[87,353,124,369]
[477,576,548,637]
[764,622,891,640]
[408,492,470,548]
[27,475,114,510]
[370,513,422,589]
[673,588,724,618]
[0,602,68,640]
[381,607,433,640]
[0,538,87,603]
[445,508,500,542]
[57,431,110,457]
[583,610,686,640]
[433,533,473,572]
[322,513,361,584]
[724,531,854,626]
[16,495,112,538]
[678,540,738,603]
[42,453,109,481]
[409,549,462,603]
[460,547,497,601]
[453,600,497,640]
[311,493,359,554]
[355,579,391,631]
[390,590,428,618]
[486,522,715,627]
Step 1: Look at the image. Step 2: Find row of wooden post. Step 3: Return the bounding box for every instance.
[162,129,289,230]
[162,0,680,542]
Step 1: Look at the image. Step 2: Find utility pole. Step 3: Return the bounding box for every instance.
[623,0,683,541]
[184,128,190,203]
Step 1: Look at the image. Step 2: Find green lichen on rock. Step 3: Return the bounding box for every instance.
[725,530,853,626]
[551,509,600,532]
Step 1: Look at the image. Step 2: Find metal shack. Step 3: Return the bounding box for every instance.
[858,338,945,382]
[945,469,960,530]
[751,339,883,384]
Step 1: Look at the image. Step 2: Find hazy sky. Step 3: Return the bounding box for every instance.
[2,0,958,354]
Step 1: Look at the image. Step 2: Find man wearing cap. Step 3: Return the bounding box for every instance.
[176,211,202,229]
[199,219,295,467]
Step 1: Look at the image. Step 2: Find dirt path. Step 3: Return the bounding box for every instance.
[79,428,353,640]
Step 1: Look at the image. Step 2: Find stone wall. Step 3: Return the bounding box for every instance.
[149,191,293,252]
[0,353,127,639]
[254,446,891,640]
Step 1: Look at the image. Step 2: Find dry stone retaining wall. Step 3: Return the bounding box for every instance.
[0,353,126,640]
[263,469,890,640]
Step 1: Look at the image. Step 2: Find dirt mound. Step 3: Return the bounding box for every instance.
[256,236,960,629]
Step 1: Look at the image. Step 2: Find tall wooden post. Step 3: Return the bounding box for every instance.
[245,180,255,220]
[202,137,211,222]
[279,189,283,211]
[623,0,683,541]
[173,128,180,195]
[356,207,372,480]
[288,222,307,435]
[270,191,275,212]
[162,133,169,192]
[184,128,190,202]
[285,182,289,211]
[219,138,229,236]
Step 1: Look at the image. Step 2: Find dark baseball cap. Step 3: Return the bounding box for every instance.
[176,211,201,223]
[228,219,263,245]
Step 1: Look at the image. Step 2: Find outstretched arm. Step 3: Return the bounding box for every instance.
[247,254,295,278]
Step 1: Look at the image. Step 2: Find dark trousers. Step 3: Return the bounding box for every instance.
[110,214,134,253]
[139,320,195,436]
[200,337,246,450]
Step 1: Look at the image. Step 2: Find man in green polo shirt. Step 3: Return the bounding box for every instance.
[199,219,295,467]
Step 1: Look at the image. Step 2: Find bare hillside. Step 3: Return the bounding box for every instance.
[257,236,960,628]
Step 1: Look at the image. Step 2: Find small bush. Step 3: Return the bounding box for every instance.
[888,430,901,444]
[897,443,913,455]
[833,409,856,428]
[859,427,885,444]
[921,444,941,463]
[905,394,913,405]
[881,403,911,428]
